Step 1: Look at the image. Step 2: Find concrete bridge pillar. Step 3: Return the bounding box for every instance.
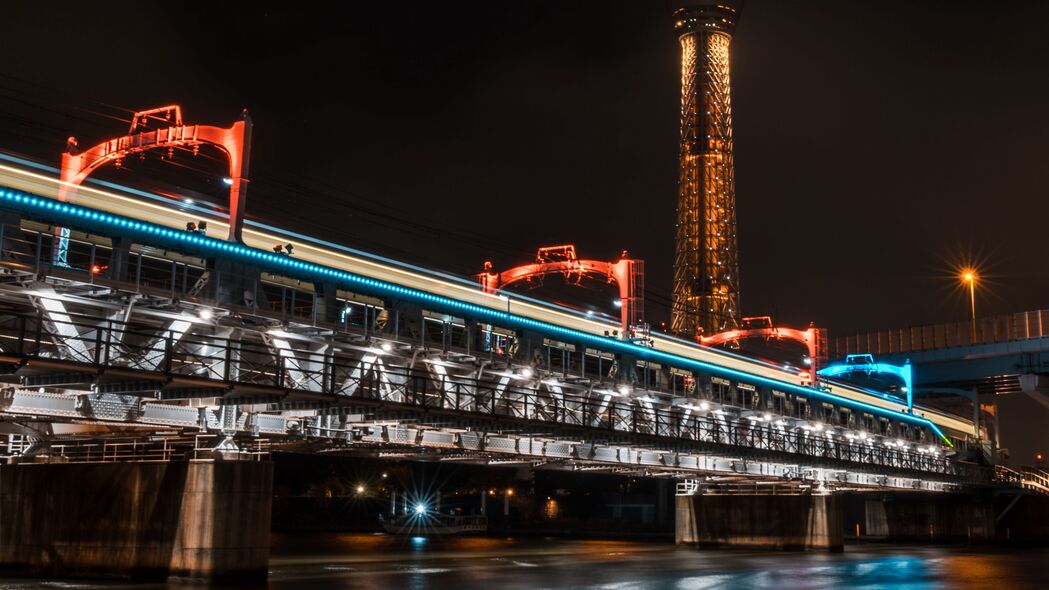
[0,460,273,583]
[676,492,843,551]
[853,493,994,542]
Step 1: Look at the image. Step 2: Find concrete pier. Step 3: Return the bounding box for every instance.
[676,493,843,551]
[0,460,273,583]
[859,493,995,542]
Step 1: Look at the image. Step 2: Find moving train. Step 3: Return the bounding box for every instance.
[0,154,978,445]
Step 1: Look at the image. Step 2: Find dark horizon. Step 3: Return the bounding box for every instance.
[3,0,1049,336]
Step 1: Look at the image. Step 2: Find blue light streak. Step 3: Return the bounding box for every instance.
[0,185,950,443]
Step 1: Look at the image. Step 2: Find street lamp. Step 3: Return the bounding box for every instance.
[962,269,977,342]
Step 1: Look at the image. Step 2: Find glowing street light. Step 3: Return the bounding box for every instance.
[961,269,977,342]
[414,503,427,515]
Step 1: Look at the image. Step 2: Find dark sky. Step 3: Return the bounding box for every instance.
[3,0,1049,336]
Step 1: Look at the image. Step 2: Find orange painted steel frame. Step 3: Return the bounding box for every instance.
[701,316,821,383]
[477,245,642,338]
[58,106,253,243]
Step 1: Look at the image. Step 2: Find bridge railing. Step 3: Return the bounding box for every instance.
[830,310,1049,357]
[0,310,970,479]
[995,465,1049,494]
[9,435,271,464]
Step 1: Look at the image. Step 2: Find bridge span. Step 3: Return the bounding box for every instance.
[0,156,1017,581]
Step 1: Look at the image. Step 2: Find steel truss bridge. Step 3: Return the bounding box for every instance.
[0,161,993,493]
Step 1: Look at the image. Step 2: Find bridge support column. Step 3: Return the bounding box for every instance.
[856,493,994,542]
[513,330,545,365]
[205,258,263,309]
[676,493,843,551]
[384,299,423,340]
[0,460,273,583]
[313,281,340,324]
[107,235,132,281]
[0,210,22,262]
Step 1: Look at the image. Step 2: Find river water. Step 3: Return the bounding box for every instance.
[2,534,1047,589]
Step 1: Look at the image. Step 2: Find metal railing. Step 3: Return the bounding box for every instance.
[996,465,1049,494]
[830,309,1049,357]
[9,435,271,464]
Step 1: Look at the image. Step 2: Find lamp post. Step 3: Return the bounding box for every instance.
[963,271,977,342]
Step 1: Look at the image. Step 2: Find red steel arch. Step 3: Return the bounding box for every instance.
[58,105,253,243]
[700,316,826,384]
[477,245,644,338]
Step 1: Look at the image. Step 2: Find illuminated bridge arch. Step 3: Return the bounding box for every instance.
[58,105,253,244]
[477,245,644,338]
[818,354,914,411]
[700,316,825,384]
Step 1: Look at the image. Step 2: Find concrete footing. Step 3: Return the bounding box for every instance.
[0,460,273,583]
[676,493,843,551]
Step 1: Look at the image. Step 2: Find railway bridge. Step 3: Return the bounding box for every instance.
[0,154,1021,582]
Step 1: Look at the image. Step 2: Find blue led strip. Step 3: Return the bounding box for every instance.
[0,186,951,443]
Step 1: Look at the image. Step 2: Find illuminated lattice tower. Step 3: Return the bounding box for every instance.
[671,1,741,339]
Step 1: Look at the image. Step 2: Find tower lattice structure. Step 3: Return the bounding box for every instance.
[671,2,741,339]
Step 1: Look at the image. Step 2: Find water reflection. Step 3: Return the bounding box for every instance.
[0,535,1044,589]
[262,534,1047,590]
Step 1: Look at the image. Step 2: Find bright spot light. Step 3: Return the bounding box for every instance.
[520,367,533,379]
[414,503,426,515]
[802,357,812,366]
[184,199,194,205]
[506,488,514,496]
[612,299,622,308]
[379,342,393,352]
[198,308,213,321]
[381,472,388,479]
[222,177,234,186]
[356,485,365,494]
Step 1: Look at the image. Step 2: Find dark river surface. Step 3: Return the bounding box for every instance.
[2,534,1047,589]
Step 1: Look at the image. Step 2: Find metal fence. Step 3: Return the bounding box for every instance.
[830,310,1049,357]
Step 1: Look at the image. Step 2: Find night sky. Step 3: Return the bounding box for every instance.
[3,0,1049,337]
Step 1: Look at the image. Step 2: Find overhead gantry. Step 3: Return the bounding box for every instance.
[477,245,645,339]
[700,316,826,384]
[57,105,253,254]
[818,354,914,412]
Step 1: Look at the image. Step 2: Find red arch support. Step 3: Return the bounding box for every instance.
[58,105,253,243]
[477,245,644,338]
[700,316,826,384]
